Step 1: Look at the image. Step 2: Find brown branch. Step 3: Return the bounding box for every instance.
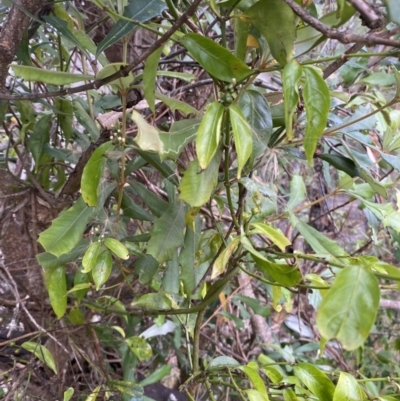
[347,0,384,29]
[0,0,203,100]
[282,0,400,48]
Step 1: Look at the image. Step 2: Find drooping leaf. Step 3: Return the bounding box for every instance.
[249,222,291,252]
[92,249,113,290]
[181,33,252,82]
[81,142,113,207]
[238,89,273,161]
[21,342,58,374]
[282,60,302,141]
[303,66,330,165]
[132,110,164,153]
[246,0,297,65]
[316,264,380,350]
[147,201,186,264]
[11,65,94,85]
[104,238,129,260]
[229,104,253,178]
[73,100,100,141]
[120,191,155,221]
[38,197,95,257]
[240,365,268,398]
[28,114,52,167]
[319,153,362,178]
[179,150,221,207]
[143,47,163,114]
[97,0,167,55]
[294,363,335,401]
[333,372,365,401]
[48,265,67,318]
[129,180,169,217]
[196,101,224,169]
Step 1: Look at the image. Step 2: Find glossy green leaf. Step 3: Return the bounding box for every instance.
[143,47,163,114]
[125,336,152,361]
[159,119,200,161]
[316,265,380,350]
[196,101,224,169]
[104,238,129,260]
[147,201,186,264]
[81,142,113,207]
[38,197,95,257]
[131,292,177,310]
[28,114,52,167]
[120,191,155,221]
[132,110,164,153]
[96,63,133,90]
[282,60,302,141]
[240,365,268,396]
[48,265,67,318]
[229,104,253,178]
[245,389,270,401]
[156,92,200,116]
[263,366,283,384]
[82,241,102,273]
[287,175,306,210]
[97,0,167,55]
[179,150,221,207]
[21,342,57,374]
[294,363,335,401]
[246,0,297,65]
[73,100,100,141]
[129,180,168,217]
[333,372,365,401]
[249,222,291,252]
[11,65,93,85]
[283,389,299,401]
[181,33,251,82]
[238,90,272,161]
[319,153,362,178]
[92,249,113,290]
[303,66,330,165]
[212,237,240,279]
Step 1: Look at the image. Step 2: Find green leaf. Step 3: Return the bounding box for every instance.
[316,265,380,350]
[212,237,240,279]
[135,255,159,284]
[131,292,177,310]
[63,387,74,401]
[28,114,52,167]
[48,265,67,318]
[132,110,164,153]
[120,191,155,221]
[282,60,302,141]
[82,241,102,273]
[319,153,362,178]
[97,0,167,55]
[333,372,365,401]
[147,201,186,264]
[21,342,57,374]
[159,119,200,161]
[387,0,400,26]
[92,249,113,290]
[96,63,133,90]
[129,180,169,217]
[229,104,253,178]
[240,365,268,397]
[155,92,200,116]
[139,365,172,386]
[143,47,163,114]
[249,222,291,252]
[181,33,252,82]
[55,98,74,143]
[294,363,335,401]
[179,150,221,207]
[245,389,269,401]
[162,252,180,294]
[207,356,241,370]
[104,238,129,260]
[238,90,273,161]
[11,65,94,85]
[235,294,270,317]
[246,0,297,66]
[73,100,100,141]
[303,66,330,165]
[81,142,113,207]
[287,175,306,210]
[196,101,224,169]
[38,197,95,257]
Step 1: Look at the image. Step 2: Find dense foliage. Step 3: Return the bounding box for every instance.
[2,0,400,400]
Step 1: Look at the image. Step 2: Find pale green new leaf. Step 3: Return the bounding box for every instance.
[179,150,221,207]
[132,110,164,153]
[147,201,186,264]
[48,265,67,318]
[21,342,58,374]
[303,66,330,165]
[143,47,163,114]
[294,363,335,401]
[104,238,129,260]
[82,241,102,273]
[282,60,302,140]
[63,387,74,401]
[229,104,253,178]
[246,0,297,66]
[245,389,270,401]
[240,365,268,396]
[81,142,113,207]
[316,265,380,350]
[196,101,224,169]
[11,65,94,85]
[38,197,95,257]
[249,222,291,251]
[333,372,365,401]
